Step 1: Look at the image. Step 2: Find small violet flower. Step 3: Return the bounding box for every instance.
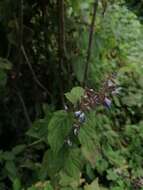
[74,110,82,117]
[79,112,86,123]
[104,97,112,109]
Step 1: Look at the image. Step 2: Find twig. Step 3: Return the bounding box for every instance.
[57,0,66,106]
[58,0,66,61]
[82,0,98,87]
[18,0,23,66]
[17,91,32,128]
[21,45,51,97]
[6,43,12,59]
[26,139,44,148]
[101,0,108,16]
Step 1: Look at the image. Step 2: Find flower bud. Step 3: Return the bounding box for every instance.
[104,97,111,108]
[107,80,114,87]
[74,128,79,136]
[64,104,68,111]
[66,139,72,147]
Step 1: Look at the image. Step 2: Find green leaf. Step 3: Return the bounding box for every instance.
[5,161,17,181]
[107,169,119,181]
[65,87,84,104]
[48,110,72,153]
[78,119,99,167]
[59,171,80,188]
[72,57,85,82]
[39,151,48,180]
[70,0,80,11]
[63,148,82,179]
[95,155,108,174]
[84,179,101,190]
[12,145,26,155]
[45,148,68,177]
[103,146,126,167]
[44,182,54,190]
[0,58,12,70]
[27,118,49,139]
[12,178,21,190]
[2,151,15,161]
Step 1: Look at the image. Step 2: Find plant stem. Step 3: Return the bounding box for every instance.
[19,0,23,66]
[21,45,52,98]
[58,0,66,106]
[82,0,98,87]
[17,91,32,128]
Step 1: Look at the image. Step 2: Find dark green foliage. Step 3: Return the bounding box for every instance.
[0,0,143,190]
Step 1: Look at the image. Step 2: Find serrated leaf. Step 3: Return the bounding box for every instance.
[107,169,119,181]
[45,148,68,177]
[39,150,50,180]
[63,149,82,179]
[84,179,100,190]
[27,118,48,139]
[59,171,80,188]
[72,57,85,82]
[78,120,99,167]
[103,146,126,167]
[84,178,108,190]
[65,87,84,104]
[95,155,108,174]
[48,110,72,153]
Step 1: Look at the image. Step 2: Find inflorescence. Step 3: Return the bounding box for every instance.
[65,74,121,146]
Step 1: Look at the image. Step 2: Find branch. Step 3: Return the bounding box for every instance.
[82,0,98,87]
[17,91,32,128]
[26,139,44,148]
[58,0,66,61]
[21,45,51,97]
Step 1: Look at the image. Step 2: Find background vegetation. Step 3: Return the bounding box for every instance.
[0,0,143,189]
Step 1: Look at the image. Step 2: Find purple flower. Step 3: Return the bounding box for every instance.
[74,111,86,123]
[104,97,112,108]
[79,112,86,123]
[74,110,82,117]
